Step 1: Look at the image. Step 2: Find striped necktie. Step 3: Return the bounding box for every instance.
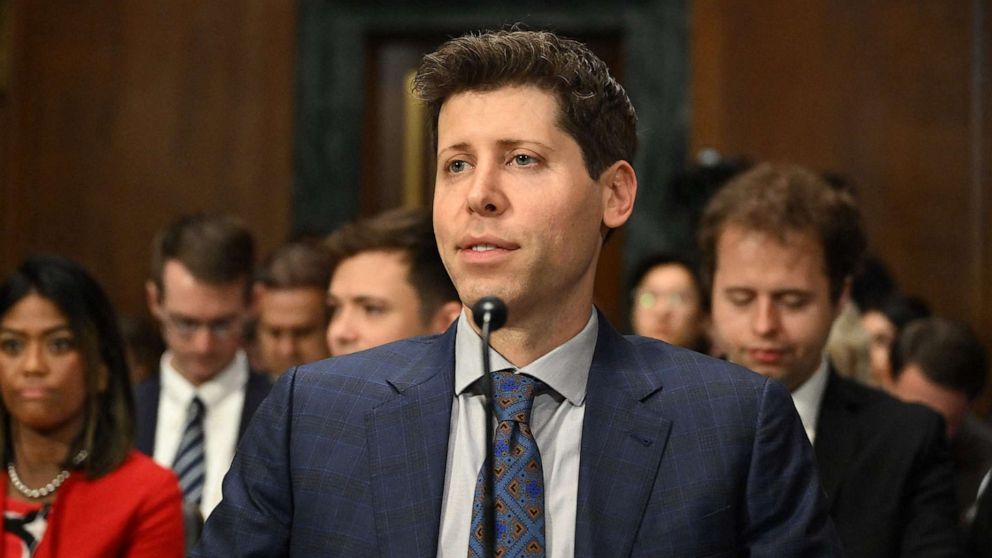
[172,396,206,505]
[469,371,546,557]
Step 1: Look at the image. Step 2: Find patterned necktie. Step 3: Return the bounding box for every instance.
[469,371,546,557]
[172,396,206,505]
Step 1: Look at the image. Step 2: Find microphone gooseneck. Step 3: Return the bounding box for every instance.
[471,296,507,553]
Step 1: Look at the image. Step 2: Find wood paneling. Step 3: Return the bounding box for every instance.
[1,1,297,318]
[691,1,991,356]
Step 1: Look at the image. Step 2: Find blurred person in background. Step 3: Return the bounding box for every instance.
[700,162,962,557]
[629,253,710,354]
[0,254,184,557]
[324,207,461,356]
[860,291,930,389]
[889,316,992,526]
[137,213,271,524]
[254,240,332,376]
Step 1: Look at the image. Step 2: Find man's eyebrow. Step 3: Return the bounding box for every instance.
[438,139,555,155]
[352,295,388,306]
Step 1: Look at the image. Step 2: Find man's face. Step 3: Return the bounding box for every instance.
[711,226,844,391]
[148,260,248,385]
[256,287,329,374]
[891,363,969,438]
[432,85,628,325]
[325,250,430,356]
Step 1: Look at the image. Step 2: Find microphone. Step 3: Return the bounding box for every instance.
[470,296,507,552]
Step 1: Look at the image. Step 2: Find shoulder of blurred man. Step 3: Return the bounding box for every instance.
[816,369,963,557]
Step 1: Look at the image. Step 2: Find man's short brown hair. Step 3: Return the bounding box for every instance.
[256,240,333,291]
[150,213,255,301]
[325,208,458,323]
[698,162,867,302]
[412,29,637,180]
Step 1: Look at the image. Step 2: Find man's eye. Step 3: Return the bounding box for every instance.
[511,154,537,166]
[725,292,753,307]
[448,160,470,173]
[362,304,385,317]
[778,295,809,310]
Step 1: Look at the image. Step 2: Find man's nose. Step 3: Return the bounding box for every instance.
[751,299,781,336]
[465,160,507,216]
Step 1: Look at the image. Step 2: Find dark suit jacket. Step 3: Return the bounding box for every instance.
[194,318,841,557]
[815,371,963,557]
[134,368,273,455]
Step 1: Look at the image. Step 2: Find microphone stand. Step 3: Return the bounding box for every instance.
[472,296,506,555]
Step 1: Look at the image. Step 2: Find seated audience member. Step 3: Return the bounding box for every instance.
[0,254,184,557]
[860,291,931,389]
[254,240,333,376]
[700,162,962,557]
[137,213,271,524]
[629,253,710,353]
[889,317,992,524]
[324,207,461,356]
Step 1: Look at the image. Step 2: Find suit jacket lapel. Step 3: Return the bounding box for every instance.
[367,327,456,557]
[134,376,161,455]
[814,369,860,505]
[575,317,671,557]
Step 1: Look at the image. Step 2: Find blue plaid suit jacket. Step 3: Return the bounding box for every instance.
[194,316,840,557]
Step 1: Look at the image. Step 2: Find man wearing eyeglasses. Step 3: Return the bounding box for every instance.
[136,213,272,524]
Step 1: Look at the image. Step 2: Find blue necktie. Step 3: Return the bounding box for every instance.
[172,396,206,505]
[469,371,546,557]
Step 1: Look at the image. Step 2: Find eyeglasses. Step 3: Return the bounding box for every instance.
[159,312,243,340]
[635,289,696,310]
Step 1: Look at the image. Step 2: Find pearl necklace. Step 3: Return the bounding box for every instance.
[7,450,89,500]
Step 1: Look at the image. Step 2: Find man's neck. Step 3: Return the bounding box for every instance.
[484,303,595,367]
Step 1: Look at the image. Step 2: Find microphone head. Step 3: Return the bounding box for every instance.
[471,296,508,332]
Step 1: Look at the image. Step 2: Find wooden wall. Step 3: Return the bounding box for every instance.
[0,1,297,318]
[1,0,988,360]
[691,1,992,353]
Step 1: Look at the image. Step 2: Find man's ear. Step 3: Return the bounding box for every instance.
[145,280,162,317]
[600,160,637,230]
[430,301,463,334]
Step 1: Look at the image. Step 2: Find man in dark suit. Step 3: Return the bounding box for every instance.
[700,163,963,557]
[136,213,271,522]
[194,30,840,556]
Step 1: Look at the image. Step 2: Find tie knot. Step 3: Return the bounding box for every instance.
[491,370,538,424]
[188,396,205,419]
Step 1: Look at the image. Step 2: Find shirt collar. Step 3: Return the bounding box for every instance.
[453,308,597,406]
[160,349,249,408]
[790,356,830,444]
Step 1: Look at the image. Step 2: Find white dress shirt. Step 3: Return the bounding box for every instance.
[790,356,830,444]
[153,349,249,519]
[437,309,597,558]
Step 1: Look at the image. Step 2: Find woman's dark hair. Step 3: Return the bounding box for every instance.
[0,254,134,478]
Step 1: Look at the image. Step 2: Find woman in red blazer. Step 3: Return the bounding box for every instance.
[0,255,184,557]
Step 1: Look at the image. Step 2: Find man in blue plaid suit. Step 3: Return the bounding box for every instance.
[194,30,842,557]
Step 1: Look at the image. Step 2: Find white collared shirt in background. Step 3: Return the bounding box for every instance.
[790,357,830,444]
[152,349,249,519]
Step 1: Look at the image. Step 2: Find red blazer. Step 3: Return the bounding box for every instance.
[3,450,184,558]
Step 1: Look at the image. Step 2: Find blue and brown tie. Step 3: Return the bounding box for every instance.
[469,371,546,557]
